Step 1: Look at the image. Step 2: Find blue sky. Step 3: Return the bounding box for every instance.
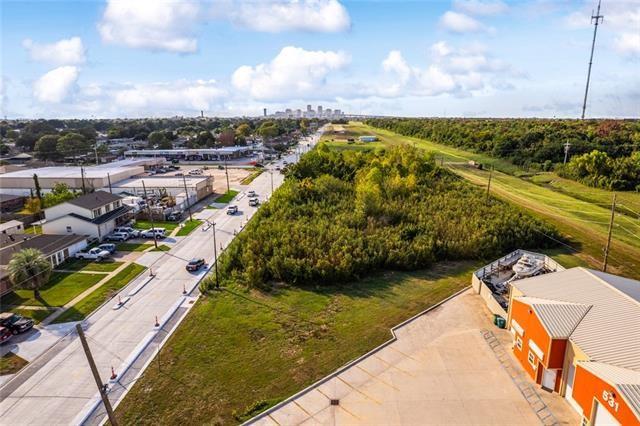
[1,0,638,118]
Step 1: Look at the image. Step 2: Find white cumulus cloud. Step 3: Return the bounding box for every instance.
[22,37,86,65]
[212,0,351,32]
[98,0,200,53]
[615,32,640,56]
[33,66,79,103]
[232,46,350,101]
[110,80,226,112]
[453,0,508,16]
[439,11,492,33]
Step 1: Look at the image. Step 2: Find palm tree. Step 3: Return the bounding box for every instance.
[8,248,52,299]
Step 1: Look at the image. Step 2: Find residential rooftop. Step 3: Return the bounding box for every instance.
[66,190,123,210]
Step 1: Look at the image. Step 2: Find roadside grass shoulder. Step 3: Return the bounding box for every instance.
[57,258,123,272]
[134,220,179,231]
[24,225,42,234]
[0,352,28,376]
[0,272,104,308]
[52,263,147,324]
[175,219,203,236]
[6,307,54,324]
[151,244,171,252]
[116,242,153,252]
[240,169,264,185]
[215,190,239,204]
[116,261,477,424]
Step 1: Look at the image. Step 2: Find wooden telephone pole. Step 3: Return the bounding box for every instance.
[76,324,119,426]
[486,167,493,202]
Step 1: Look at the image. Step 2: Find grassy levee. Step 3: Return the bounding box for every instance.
[328,122,640,279]
[115,261,477,425]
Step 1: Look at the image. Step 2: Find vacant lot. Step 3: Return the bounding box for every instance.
[1,272,103,308]
[116,262,478,424]
[333,122,640,279]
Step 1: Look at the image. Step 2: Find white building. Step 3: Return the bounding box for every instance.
[42,191,132,241]
[0,220,25,235]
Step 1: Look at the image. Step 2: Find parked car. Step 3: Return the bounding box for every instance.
[166,210,183,222]
[185,258,205,272]
[249,197,259,207]
[104,232,130,242]
[174,172,184,176]
[247,190,256,197]
[114,226,141,238]
[76,247,111,261]
[98,243,117,254]
[141,228,166,239]
[171,158,180,164]
[217,164,224,170]
[226,205,238,215]
[0,326,13,344]
[188,169,203,175]
[0,312,34,335]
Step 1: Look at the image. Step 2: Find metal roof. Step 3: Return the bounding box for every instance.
[516,297,591,338]
[0,233,87,266]
[512,267,640,371]
[579,362,640,419]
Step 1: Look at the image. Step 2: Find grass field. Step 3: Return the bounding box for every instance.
[0,272,104,308]
[0,352,28,376]
[116,242,153,252]
[240,169,264,185]
[151,244,171,252]
[175,219,203,236]
[116,261,479,424]
[134,220,179,231]
[52,263,146,324]
[332,122,640,279]
[57,258,123,272]
[215,190,239,203]
[24,225,42,234]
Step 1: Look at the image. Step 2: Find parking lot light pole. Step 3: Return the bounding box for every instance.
[270,170,274,194]
[141,180,158,249]
[212,221,219,289]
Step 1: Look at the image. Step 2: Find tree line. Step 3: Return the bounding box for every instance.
[203,144,559,290]
[365,118,640,190]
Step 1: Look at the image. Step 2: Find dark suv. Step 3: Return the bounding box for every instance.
[186,258,205,272]
[0,312,34,335]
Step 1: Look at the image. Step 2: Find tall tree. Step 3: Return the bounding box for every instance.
[57,132,89,160]
[8,248,52,299]
[34,135,61,161]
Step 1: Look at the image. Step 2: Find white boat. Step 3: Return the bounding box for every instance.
[512,255,544,278]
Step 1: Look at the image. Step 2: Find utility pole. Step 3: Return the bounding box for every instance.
[270,170,274,194]
[76,324,119,426]
[224,157,230,193]
[80,165,87,194]
[581,0,604,120]
[486,167,493,202]
[602,193,616,272]
[107,173,113,194]
[181,174,193,222]
[211,221,219,289]
[563,142,571,164]
[94,143,99,165]
[141,180,158,249]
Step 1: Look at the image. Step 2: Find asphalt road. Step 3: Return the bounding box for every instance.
[0,130,322,425]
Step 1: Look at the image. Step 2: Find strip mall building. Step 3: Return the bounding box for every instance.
[507,267,640,425]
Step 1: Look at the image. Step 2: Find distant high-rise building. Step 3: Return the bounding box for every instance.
[263,108,267,117]
[307,104,312,112]
[296,109,302,117]
[326,108,332,117]
[317,105,323,115]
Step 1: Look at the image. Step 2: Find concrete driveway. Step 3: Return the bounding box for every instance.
[250,289,578,426]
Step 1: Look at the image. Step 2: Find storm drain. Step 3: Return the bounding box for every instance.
[330,399,340,406]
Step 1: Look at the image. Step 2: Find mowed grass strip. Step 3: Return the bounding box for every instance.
[0,352,29,376]
[134,220,179,231]
[57,258,123,272]
[52,263,147,324]
[151,244,171,252]
[240,169,264,185]
[175,219,203,236]
[116,242,154,252]
[6,307,56,324]
[0,272,104,308]
[215,190,239,204]
[116,261,476,425]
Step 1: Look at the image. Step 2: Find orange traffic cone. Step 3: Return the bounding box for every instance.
[110,366,117,380]
[154,315,159,327]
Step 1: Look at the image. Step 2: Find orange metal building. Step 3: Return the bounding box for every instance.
[506,267,640,425]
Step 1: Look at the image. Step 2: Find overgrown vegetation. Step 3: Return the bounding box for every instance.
[203,145,558,290]
[366,118,640,190]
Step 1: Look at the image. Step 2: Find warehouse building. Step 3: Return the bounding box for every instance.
[111,176,213,206]
[124,146,253,161]
[0,158,165,196]
[507,267,640,425]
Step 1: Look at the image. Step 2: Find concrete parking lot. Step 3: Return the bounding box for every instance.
[250,289,579,426]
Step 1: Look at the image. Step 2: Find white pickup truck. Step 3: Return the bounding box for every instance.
[75,247,111,261]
